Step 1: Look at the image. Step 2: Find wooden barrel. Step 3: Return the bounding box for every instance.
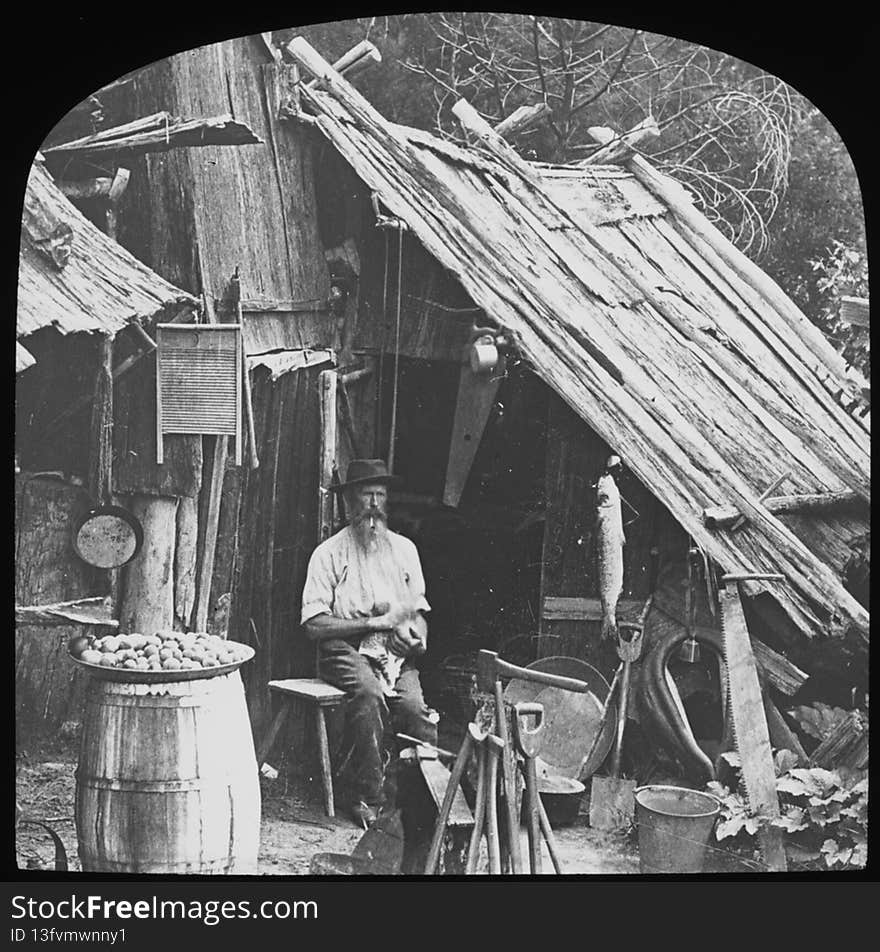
[75,671,261,874]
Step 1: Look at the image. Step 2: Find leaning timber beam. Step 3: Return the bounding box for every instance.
[493,103,553,139]
[16,597,118,629]
[703,490,863,529]
[302,40,381,86]
[751,638,808,697]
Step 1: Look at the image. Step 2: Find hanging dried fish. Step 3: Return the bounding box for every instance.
[596,456,625,641]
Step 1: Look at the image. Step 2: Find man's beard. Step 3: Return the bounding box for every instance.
[351,509,388,551]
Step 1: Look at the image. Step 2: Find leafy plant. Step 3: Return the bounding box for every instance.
[706,752,868,870]
[808,239,870,377]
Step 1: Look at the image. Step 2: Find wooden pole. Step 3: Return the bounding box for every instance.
[194,436,227,633]
[233,274,259,469]
[493,103,552,139]
[174,496,199,630]
[192,283,229,633]
[730,470,791,532]
[339,365,373,387]
[703,490,862,528]
[302,40,381,87]
[119,496,177,634]
[58,177,116,200]
[104,169,131,241]
[318,369,338,541]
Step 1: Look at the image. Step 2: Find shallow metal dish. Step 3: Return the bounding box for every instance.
[71,505,144,569]
[68,643,255,683]
[503,656,616,782]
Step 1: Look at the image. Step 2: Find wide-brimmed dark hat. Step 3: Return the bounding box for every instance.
[331,458,400,492]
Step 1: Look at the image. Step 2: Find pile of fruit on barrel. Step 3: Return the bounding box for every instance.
[69,631,252,673]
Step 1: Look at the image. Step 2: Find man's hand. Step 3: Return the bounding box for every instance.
[388,621,424,657]
[371,600,413,632]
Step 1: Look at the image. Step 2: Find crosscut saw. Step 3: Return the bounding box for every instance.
[718,577,787,872]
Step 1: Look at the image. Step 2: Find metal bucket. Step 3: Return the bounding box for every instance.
[634,785,720,874]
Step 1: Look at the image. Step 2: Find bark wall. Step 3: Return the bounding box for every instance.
[15,475,95,744]
[220,365,323,763]
[101,38,334,748]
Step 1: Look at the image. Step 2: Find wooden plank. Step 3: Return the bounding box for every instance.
[318,369,338,541]
[809,711,868,770]
[751,638,808,697]
[42,111,262,160]
[494,103,552,139]
[719,584,787,871]
[542,596,644,622]
[216,297,327,314]
[416,754,474,829]
[15,597,117,629]
[839,296,869,328]
[443,354,506,507]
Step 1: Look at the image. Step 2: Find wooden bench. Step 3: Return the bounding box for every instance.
[257,679,347,817]
[413,744,474,874]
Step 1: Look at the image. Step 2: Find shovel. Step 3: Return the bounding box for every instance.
[589,625,643,831]
[310,808,405,875]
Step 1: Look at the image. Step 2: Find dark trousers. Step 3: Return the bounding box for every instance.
[318,638,437,808]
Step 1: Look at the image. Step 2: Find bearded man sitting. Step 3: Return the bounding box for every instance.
[300,459,438,828]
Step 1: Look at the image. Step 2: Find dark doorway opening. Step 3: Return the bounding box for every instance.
[377,357,549,734]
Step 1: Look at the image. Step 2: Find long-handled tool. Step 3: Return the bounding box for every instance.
[423,724,477,875]
[465,732,488,875]
[583,661,623,769]
[512,758,565,874]
[395,733,456,761]
[477,650,589,874]
[484,733,504,874]
[533,780,563,874]
[590,623,644,831]
[513,702,545,874]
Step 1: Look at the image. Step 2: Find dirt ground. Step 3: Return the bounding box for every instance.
[15,734,652,876]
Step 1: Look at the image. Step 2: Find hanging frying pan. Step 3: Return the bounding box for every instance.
[72,504,144,569]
